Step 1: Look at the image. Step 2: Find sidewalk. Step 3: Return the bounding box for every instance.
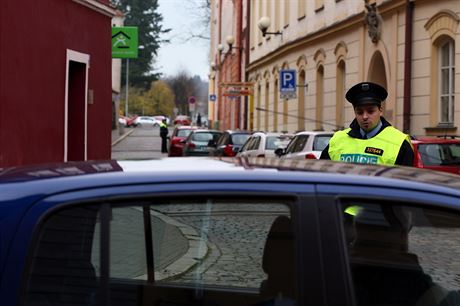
[111,126,134,146]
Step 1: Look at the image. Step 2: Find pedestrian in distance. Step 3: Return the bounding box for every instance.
[320,81,414,166]
[159,118,169,153]
[196,113,202,127]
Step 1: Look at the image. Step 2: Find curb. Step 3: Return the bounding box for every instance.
[111,128,135,146]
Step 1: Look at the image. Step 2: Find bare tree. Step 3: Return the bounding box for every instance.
[181,0,210,42]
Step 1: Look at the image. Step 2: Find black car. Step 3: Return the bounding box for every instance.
[209,130,251,157]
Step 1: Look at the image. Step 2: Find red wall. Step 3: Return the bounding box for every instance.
[0,0,113,167]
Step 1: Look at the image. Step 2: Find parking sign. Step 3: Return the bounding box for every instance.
[279,70,297,99]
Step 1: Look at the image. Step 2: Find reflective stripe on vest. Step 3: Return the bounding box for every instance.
[328,127,411,165]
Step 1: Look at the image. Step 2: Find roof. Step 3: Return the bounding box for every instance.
[1,158,459,192]
[411,137,460,144]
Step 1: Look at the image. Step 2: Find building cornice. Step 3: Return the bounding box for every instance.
[247,0,406,74]
[72,0,117,18]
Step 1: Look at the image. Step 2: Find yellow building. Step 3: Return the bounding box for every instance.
[246,0,459,136]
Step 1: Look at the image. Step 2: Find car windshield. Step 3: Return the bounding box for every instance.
[266,136,290,150]
[419,143,460,166]
[313,135,332,151]
[192,132,221,142]
[177,129,193,137]
[232,134,250,145]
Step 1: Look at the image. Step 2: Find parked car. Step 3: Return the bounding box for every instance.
[209,130,251,157]
[134,116,161,127]
[1,158,460,306]
[174,115,191,126]
[182,129,222,156]
[237,132,293,158]
[277,131,334,160]
[411,136,460,174]
[118,115,138,127]
[168,125,199,157]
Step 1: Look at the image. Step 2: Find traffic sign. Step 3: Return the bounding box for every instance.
[209,94,217,101]
[279,69,297,99]
[112,27,139,59]
[188,96,196,104]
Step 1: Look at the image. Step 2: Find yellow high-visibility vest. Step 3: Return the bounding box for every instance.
[328,127,411,165]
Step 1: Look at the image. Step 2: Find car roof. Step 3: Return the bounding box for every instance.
[294,131,334,136]
[411,137,460,144]
[1,158,459,197]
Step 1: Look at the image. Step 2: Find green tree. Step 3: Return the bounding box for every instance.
[112,0,170,89]
[144,80,175,117]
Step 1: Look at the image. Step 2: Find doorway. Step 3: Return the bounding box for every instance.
[65,50,89,161]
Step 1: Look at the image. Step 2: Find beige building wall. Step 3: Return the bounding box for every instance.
[247,0,460,136]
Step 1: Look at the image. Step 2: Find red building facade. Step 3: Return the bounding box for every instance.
[0,0,115,167]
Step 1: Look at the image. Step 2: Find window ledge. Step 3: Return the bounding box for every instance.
[424,125,457,135]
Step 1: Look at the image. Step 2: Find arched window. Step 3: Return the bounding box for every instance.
[439,39,455,124]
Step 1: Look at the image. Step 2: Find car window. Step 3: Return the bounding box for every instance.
[24,198,297,306]
[340,200,460,306]
[192,132,219,142]
[313,135,332,151]
[240,137,254,152]
[265,136,289,150]
[232,134,250,146]
[286,135,309,153]
[217,133,229,146]
[419,143,460,166]
[250,136,261,150]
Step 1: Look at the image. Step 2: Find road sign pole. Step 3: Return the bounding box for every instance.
[125,58,129,116]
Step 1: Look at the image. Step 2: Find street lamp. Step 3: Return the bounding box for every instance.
[258,16,282,37]
[225,35,243,52]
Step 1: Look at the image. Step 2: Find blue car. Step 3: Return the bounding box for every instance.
[1,158,460,306]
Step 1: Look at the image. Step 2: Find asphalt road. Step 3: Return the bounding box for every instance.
[111,125,173,160]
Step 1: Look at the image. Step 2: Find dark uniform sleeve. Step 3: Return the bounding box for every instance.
[320,145,331,160]
[395,140,414,166]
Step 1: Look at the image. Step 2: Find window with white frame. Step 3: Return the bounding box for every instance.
[439,39,455,124]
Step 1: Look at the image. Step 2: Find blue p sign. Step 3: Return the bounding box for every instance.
[280,70,296,92]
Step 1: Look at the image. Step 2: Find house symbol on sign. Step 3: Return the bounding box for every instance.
[112,31,131,49]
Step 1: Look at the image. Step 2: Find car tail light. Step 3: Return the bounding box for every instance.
[257,154,265,158]
[305,153,317,159]
[224,145,236,157]
[188,143,196,149]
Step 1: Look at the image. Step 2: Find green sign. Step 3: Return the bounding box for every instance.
[112,27,138,58]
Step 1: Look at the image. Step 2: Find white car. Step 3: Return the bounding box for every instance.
[237,132,293,158]
[134,116,161,127]
[277,131,334,160]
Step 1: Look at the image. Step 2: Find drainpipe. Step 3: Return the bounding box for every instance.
[236,0,243,129]
[243,0,250,130]
[403,0,414,134]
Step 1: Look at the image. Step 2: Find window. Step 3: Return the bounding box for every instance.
[439,40,455,124]
[313,135,332,151]
[285,135,309,153]
[341,200,460,306]
[25,198,297,306]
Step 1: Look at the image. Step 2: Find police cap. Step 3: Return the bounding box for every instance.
[345,82,388,107]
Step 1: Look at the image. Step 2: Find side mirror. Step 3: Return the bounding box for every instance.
[232,146,241,153]
[274,148,285,157]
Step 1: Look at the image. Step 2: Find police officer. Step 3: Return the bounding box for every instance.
[320,82,414,166]
[159,118,169,153]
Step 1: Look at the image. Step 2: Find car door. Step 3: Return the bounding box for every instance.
[315,183,460,306]
[12,181,324,306]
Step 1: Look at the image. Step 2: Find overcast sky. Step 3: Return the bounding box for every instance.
[156,0,210,80]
